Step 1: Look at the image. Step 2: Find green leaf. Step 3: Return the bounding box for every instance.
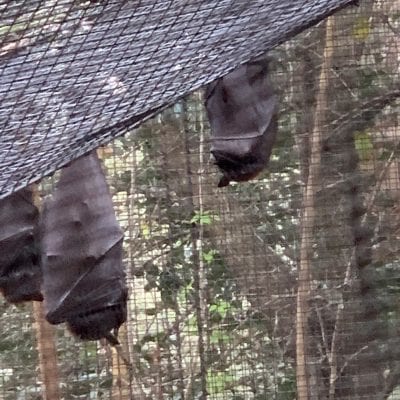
[207,371,235,395]
[185,315,198,333]
[190,211,220,225]
[209,299,231,319]
[352,17,371,41]
[202,249,217,263]
[209,330,232,344]
[141,222,151,238]
[354,131,374,161]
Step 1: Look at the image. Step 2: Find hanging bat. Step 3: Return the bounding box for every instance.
[0,187,43,303]
[205,57,278,187]
[41,151,127,343]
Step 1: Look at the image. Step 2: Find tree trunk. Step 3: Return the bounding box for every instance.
[96,148,134,399]
[32,301,60,400]
[296,16,335,400]
[111,324,132,400]
[32,185,61,400]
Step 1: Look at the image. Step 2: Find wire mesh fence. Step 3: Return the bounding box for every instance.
[1,0,400,399]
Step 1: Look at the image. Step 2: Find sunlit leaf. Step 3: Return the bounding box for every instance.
[355,131,374,161]
[352,17,371,41]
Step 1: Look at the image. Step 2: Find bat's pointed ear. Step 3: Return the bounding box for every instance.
[205,80,219,103]
[218,175,230,188]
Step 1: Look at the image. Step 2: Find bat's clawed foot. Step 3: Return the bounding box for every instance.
[212,150,265,187]
[105,331,120,346]
[218,175,231,187]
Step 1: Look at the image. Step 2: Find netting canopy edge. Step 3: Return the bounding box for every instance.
[0,0,357,198]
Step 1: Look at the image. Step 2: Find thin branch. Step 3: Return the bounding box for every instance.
[337,344,369,380]
[315,306,331,362]
[329,87,400,137]
[381,363,400,400]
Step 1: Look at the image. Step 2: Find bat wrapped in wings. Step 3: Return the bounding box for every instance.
[0,187,43,303]
[205,57,278,187]
[41,151,127,343]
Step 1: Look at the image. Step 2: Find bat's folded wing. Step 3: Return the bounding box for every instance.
[206,58,278,187]
[42,152,127,341]
[0,187,43,303]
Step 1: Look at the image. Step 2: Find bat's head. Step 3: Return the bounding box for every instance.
[212,149,266,187]
[67,288,128,341]
[206,56,278,188]
[0,275,43,303]
[211,114,278,187]
[0,246,43,303]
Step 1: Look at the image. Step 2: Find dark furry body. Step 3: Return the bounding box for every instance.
[41,152,127,341]
[205,57,278,187]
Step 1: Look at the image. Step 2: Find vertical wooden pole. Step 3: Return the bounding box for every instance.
[32,185,61,400]
[32,302,61,400]
[296,17,334,400]
[111,324,132,400]
[97,147,132,399]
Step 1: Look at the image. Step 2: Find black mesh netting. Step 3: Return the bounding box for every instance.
[1,0,400,399]
[0,0,357,198]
